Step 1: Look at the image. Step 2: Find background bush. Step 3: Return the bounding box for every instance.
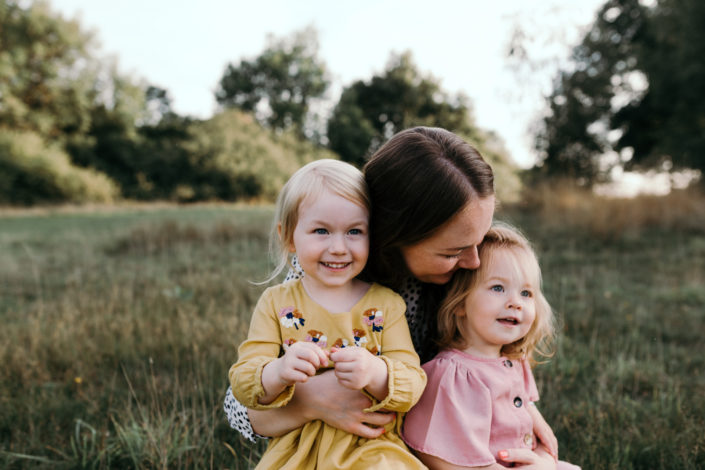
[0,131,118,205]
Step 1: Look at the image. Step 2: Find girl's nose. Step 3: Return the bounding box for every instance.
[506,296,522,310]
[329,235,347,254]
[457,247,480,270]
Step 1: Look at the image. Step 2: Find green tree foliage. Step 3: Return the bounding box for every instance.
[215,27,328,138]
[327,52,475,167]
[179,109,338,202]
[0,0,98,139]
[326,52,521,202]
[0,0,156,202]
[535,0,705,186]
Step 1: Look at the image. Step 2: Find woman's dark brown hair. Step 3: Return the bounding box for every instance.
[363,127,495,289]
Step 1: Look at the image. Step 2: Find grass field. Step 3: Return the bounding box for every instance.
[1,193,704,469]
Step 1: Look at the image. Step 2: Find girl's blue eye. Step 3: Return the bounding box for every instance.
[491,285,504,292]
[348,228,362,235]
[314,228,328,235]
[521,290,533,298]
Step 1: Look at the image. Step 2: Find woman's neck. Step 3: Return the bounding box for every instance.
[300,277,371,313]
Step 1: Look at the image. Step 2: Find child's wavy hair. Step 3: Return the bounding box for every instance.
[262,159,370,284]
[436,222,555,365]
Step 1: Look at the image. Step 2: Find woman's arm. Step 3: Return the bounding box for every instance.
[527,402,558,459]
[232,369,396,438]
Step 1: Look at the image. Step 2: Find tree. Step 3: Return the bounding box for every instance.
[327,52,476,168]
[0,0,99,140]
[535,0,705,186]
[326,52,521,201]
[215,27,329,138]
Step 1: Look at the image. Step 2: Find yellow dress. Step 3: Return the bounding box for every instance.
[230,279,428,469]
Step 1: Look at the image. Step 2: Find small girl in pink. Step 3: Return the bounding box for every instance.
[402,223,580,470]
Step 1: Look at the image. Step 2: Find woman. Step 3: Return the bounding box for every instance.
[225,126,499,439]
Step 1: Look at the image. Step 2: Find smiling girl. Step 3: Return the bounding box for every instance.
[229,159,427,469]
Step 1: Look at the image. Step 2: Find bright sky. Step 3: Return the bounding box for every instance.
[50,0,606,169]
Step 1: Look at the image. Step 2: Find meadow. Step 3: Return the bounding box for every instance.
[1,188,704,469]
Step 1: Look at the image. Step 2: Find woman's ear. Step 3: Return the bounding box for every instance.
[278,223,296,253]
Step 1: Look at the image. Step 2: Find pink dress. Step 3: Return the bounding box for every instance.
[402,349,580,469]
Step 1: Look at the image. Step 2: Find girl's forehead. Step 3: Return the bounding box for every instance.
[297,189,369,221]
[481,247,539,284]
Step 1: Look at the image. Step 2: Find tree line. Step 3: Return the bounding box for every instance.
[1,0,702,206]
[532,0,704,187]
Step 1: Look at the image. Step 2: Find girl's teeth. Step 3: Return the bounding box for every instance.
[324,262,348,268]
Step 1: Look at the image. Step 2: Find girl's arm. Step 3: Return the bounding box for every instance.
[345,290,427,412]
[416,451,506,470]
[258,341,329,405]
[329,346,389,401]
[527,402,558,459]
[416,448,557,470]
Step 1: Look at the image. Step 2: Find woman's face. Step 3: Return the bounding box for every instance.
[400,196,495,284]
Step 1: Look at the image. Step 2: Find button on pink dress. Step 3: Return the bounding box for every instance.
[402,349,580,469]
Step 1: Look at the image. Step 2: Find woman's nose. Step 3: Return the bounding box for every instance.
[457,247,480,270]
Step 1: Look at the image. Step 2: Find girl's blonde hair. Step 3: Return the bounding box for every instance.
[436,222,555,365]
[265,159,370,283]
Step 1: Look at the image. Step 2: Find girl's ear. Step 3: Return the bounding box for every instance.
[278,223,296,253]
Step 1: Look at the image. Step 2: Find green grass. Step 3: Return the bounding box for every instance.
[1,203,703,468]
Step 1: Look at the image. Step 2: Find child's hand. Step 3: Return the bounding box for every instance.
[527,403,558,460]
[498,446,557,470]
[329,347,388,398]
[260,342,329,404]
[275,341,329,385]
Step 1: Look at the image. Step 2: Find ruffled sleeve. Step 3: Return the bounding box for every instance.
[363,287,427,413]
[402,352,496,467]
[229,287,295,409]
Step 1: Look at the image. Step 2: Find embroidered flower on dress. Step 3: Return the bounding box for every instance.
[363,308,384,332]
[305,330,328,347]
[332,338,349,348]
[283,338,297,350]
[279,307,305,330]
[352,328,368,347]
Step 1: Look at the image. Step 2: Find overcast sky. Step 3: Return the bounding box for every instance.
[50,0,606,169]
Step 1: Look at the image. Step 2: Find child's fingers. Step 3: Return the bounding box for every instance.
[334,372,361,390]
[290,342,328,368]
[333,358,358,373]
[280,367,313,384]
[329,346,364,363]
[497,448,539,465]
